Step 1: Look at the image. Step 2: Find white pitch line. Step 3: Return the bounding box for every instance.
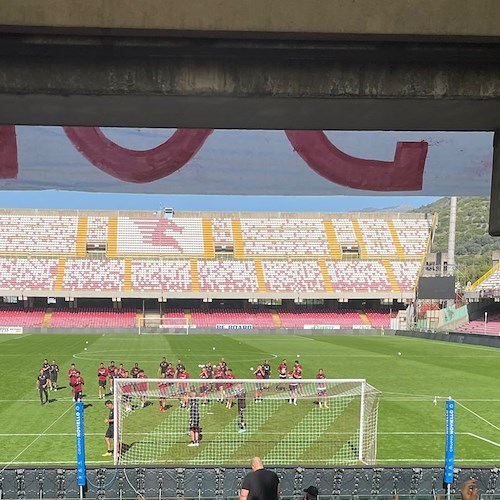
[467,432,500,447]
[456,401,500,432]
[0,403,74,473]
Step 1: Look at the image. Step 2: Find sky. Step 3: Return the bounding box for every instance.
[0,191,441,213]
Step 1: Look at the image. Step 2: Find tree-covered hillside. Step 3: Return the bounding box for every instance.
[415,197,500,284]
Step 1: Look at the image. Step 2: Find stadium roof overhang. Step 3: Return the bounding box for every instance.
[0,21,499,234]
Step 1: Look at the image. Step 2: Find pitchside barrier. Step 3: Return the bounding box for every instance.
[113,378,380,466]
[0,466,499,498]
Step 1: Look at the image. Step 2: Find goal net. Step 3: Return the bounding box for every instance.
[113,378,380,466]
[137,316,189,334]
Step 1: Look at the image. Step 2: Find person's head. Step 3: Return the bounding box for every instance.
[110,361,115,366]
[39,369,44,375]
[251,457,264,471]
[70,363,75,369]
[105,400,113,409]
[264,359,269,364]
[52,360,56,364]
[162,356,166,361]
[318,368,324,375]
[303,486,318,500]
[76,371,80,376]
[134,362,139,368]
[100,362,104,368]
[44,359,48,364]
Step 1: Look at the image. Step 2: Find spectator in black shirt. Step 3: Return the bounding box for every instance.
[240,457,280,500]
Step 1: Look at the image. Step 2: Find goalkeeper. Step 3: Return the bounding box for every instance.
[236,383,247,433]
[188,390,201,447]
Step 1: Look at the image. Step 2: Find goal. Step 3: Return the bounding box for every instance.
[137,316,189,335]
[112,378,380,466]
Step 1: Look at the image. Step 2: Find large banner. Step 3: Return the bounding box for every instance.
[0,127,493,196]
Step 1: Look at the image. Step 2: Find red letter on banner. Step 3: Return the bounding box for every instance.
[64,127,213,183]
[0,126,19,179]
[285,130,428,191]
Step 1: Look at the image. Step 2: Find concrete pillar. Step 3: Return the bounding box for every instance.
[489,131,500,236]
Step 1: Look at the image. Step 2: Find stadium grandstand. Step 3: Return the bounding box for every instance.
[0,209,436,332]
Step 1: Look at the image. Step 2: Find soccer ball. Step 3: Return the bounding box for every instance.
[85,341,89,344]
[398,352,402,356]
[212,347,216,350]
[84,348,87,351]
[297,354,300,358]
[250,367,254,371]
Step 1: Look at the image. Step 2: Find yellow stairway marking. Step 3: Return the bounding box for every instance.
[202,219,215,259]
[359,311,371,325]
[352,220,367,258]
[387,220,405,258]
[272,311,282,328]
[382,259,400,293]
[124,258,132,292]
[318,259,334,292]
[54,257,67,291]
[107,218,118,258]
[41,311,53,328]
[254,259,267,293]
[231,219,245,259]
[323,220,341,259]
[190,259,200,292]
[76,216,88,257]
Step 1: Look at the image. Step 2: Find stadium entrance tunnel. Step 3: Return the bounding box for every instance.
[1,466,500,498]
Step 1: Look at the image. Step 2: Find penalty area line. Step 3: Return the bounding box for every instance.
[467,432,500,448]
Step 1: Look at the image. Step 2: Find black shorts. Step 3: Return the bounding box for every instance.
[98,380,107,388]
[74,391,83,401]
[105,425,114,439]
[50,374,58,383]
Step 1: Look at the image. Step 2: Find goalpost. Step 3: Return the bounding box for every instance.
[113,378,380,466]
[137,316,190,335]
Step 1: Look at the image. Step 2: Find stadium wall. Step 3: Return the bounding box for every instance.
[16,327,395,336]
[396,329,500,348]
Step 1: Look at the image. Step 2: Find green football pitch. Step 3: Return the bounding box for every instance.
[0,332,499,467]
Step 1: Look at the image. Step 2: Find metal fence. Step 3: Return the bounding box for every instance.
[1,466,500,499]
